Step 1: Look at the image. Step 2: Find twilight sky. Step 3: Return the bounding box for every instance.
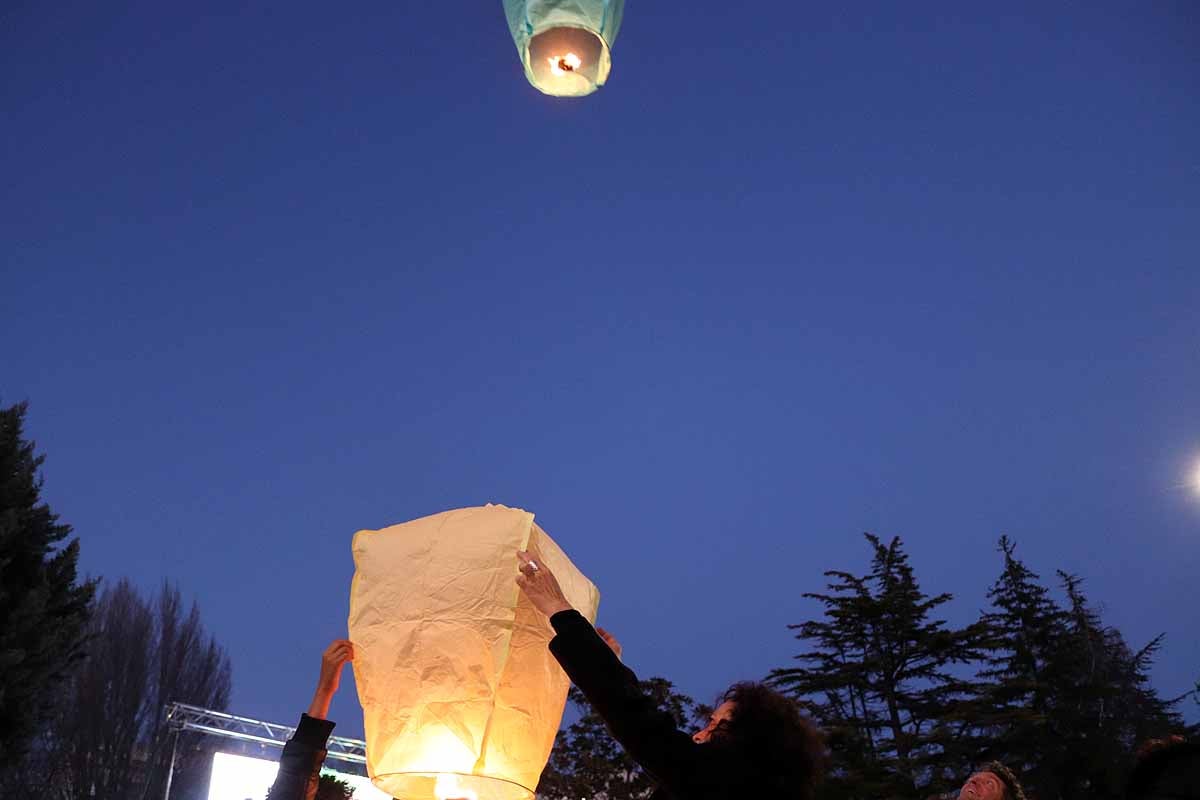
[3,0,1198,737]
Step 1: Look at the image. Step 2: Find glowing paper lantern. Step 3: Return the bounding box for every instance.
[348,505,600,800]
[502,0,626,97]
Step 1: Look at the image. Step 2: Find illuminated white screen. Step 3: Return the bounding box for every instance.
[208,752,391,800]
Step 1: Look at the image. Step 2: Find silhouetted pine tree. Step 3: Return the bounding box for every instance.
[967,536,1065,794]
[0,401,95,767]
[1044,572,1184,800]
[772,534,982,800]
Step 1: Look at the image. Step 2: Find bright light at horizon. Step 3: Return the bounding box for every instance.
[1191,460,1200,495]
[208,752,390,800]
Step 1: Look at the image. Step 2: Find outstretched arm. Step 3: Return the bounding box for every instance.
[308,639,353,720]
[268,640,354,800]
[516,552,711,792]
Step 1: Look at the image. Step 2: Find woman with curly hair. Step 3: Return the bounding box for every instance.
[516,550,826,800]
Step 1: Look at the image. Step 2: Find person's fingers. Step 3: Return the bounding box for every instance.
[325,640,352,658]
[517,549,548,574]
[324,641,354,667]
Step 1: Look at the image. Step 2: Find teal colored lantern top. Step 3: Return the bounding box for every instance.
[502,0,626,97]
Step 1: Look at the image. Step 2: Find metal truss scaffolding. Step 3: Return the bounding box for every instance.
[160,702,367,799]
[164,702,367,763]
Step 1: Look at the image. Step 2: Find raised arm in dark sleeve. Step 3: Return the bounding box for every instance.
[548,610,718,794]
[267,713,336,800]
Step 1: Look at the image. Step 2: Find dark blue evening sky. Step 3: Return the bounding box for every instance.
[3,1,1198,736]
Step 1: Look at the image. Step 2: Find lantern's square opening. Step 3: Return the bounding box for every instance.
[373,770,534,800]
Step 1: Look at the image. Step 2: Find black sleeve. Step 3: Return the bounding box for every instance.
[548,610,714,793]
[267,714,336,800]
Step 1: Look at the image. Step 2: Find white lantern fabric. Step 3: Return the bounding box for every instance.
[348,505,600,800]
[502,0,626,96]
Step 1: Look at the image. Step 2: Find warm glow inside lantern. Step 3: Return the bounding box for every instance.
[502,0,626,97]
[348,505,600,800]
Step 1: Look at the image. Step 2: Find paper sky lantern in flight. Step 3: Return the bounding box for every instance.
[502,0,626,97]
[348,505,600,800]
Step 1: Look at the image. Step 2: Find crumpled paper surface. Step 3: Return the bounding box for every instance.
[349,505,599,800]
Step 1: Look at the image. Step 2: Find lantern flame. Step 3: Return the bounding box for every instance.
[434,774,479,800]
[547,52,582,75]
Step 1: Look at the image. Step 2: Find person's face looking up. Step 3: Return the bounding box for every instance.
[692,700,736,744]
[958,771,1006,800]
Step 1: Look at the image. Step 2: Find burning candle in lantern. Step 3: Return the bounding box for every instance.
[435,774,479,800]
[502,0,626,97]
[548,52,582,75]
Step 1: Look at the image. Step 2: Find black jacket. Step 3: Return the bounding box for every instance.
[548,610,768,800]
[267,713,336,800]
[1125,740,1200,800]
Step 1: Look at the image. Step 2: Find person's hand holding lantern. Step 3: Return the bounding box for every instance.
[515,549,574,618]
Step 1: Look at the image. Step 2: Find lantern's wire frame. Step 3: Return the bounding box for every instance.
[159,702,368,799]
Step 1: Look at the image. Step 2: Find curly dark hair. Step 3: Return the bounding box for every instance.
[978,761,1027,800]
[707,681,827,800]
